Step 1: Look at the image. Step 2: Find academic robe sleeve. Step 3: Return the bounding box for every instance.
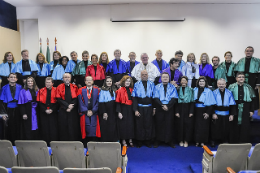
[133,97,138,112]
[257,73,260,85]
[229,105,237,115]
[57,98,69,109]
[98,90,107,115]
[167,98,177,109]
[206,105,214,115]
[189,102,195,114]
[250,98,255,112]
[154,98,163,106]
[78,92,88,115]
[19,104,27,116]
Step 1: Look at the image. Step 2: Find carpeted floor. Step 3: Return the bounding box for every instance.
[126,144,207,173]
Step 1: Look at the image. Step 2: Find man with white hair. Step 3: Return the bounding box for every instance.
[211,78,236,147]
[131,53,160,83]
[56,73,80,141]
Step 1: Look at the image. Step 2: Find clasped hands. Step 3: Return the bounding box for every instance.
[66,104,74,112]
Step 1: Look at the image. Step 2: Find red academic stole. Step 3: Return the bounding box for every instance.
[79,86,101,139]
[36,87,57,109]
[115,87,133,105]
[56,83,78,100]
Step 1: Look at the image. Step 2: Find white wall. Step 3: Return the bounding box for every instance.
[16,4,260,63]
[19,19,39,61]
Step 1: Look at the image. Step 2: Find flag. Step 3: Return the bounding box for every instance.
[54,37,57,51]
[39,38,42,53]
[46,45,50,63]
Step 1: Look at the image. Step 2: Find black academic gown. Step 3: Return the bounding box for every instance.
[99,90,118,142]
[225,62,236,87]
[175,88,195,143]
[19,89,39,140]
[17,60,37,86]
[116,87,135,140]
[230,86,255,143]
[1,85,22,145]
[194,88,214,143]
[237,58,260,109]
[133,81,155,141]
[57,85,81,141]
[211,90,236,142]
[154,90,177,143]
[37,88,58,145]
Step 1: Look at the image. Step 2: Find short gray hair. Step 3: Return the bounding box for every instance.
[63,73,71,78]
[45,77,53,83]
[114,49,121,54]
[140,53,148,58]
[70,51,78,55]
[217,78,226,83]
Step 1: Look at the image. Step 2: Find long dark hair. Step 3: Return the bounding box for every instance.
[101,76,117,97]
[196,76,208,88]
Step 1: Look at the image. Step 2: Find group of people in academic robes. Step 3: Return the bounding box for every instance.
[0,46,259,148]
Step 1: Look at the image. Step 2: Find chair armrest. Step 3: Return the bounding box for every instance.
[203,145,213,156]
[226,167,236,173]
[122,146,127,156]
[116,167,122,173]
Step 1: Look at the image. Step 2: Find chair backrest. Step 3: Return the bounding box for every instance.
[50,141,86,170]
[248,143,260,170]
[0,140,17,167]
[0,166,8,173]
[12,166,59,173]
[87,142,122,173]
[213,143,252,172]
[15,140,51,167]
[63,168,112,173]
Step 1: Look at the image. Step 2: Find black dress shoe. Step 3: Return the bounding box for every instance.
[169,142,176,148]
[145,141,152,148]
[211,141,215,148]
[136,141,142,148]
[153,141,159,148]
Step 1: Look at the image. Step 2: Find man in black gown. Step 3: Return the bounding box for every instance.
[132,70,155,148]
[56,73,80,141]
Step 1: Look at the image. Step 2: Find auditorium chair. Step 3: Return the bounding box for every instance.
[12,166,60,173]
[86,142,127,173]
[0,166,8,173]
[227,167,260,173]
[63,168,112,173]
[50,141,86,170]
[202,144,251,173]
[247,143,260,170]
[0,140,17,167]
[15,140,51,166]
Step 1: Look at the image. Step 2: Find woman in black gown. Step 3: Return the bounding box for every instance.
[175,76,195,147]
[116,75,135,147]
[98,76,118,142]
